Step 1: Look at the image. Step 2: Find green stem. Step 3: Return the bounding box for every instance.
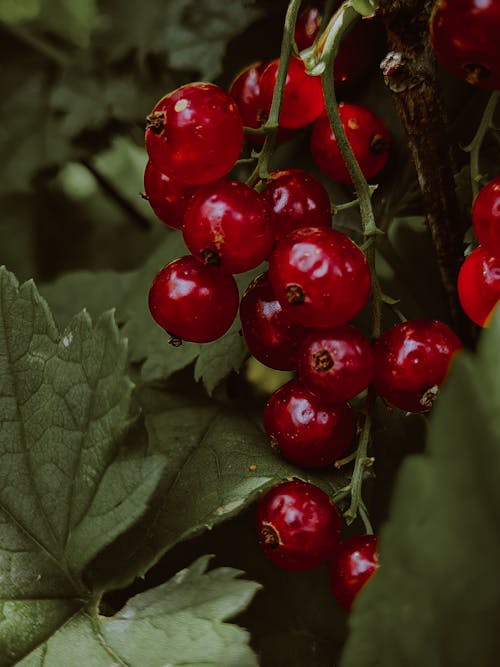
[462,91,499,198]
[246,0,303,186]
[344,401,373,526]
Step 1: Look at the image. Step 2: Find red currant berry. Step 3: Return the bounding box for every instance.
[143,160,197,230]
[240,272,309,370]
[145,83,243,185]
[373,319,462,412]
[311,103,390,185]
[262,169,331,241]
[329,535,379,610]
[472,176,500,254]
[256,480,341,572]
[430,0,500,89]
[263,379,356,468]
[259,56,325,129]
[268,226,371,328]
[458,246,500,327]
[298,325,374,403]
[183,180,273,274]
[294,5,322,50]
[148,255,239,343]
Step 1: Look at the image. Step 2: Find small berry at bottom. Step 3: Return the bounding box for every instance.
[329,535,379,610]
[256,480,341,572]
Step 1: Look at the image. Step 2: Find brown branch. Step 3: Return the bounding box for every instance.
[377,0,474,342]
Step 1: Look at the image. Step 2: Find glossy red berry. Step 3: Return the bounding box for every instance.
[311,103,390,185]
[373,319,462,412]
[430,0,500,90]
[148,255,239,343]
[183,180,273,274]
[298,326,374,403]
[240,272,309,370]
[143,160,197,230]
[294,5,322,50]
[263,379,356,468]
[262,169,331,241]
[259,56,325,129]
[145,83,243,185]
[268,226,371,328]
[458,246,500,327]
[329,535,379,610]
[472,176,500,254]
[256,480,342,572]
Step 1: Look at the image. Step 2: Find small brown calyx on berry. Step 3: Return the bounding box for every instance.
[140,191,148,200]
[286,284,305,304]
[261,523,280,548]
[312,349,334,372]
[269,435,280,451]
[201,248,221,266]
[463,63,490,85]
[370,133,390,155]
[419,384,439,411]
[146,111,166,134]
[168,334,183,347]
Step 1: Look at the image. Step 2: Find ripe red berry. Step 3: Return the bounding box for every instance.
[256,480,342,572]
[294,5,322,50]
[311,103,390,185]
[262,169,331,241]
[472,176,500,254]
[458,246,500,327]
[430,0,500,90]
[183,180,273,274]
[268,226,371,328]
[148,255,239,343]
[298,325,374,403]
[259,56,325,129]
[263,379,356,468]
[373,319,462,412]
[240,272,309,370]
[329,535,379,610]
[143,160,197,230]
[145,83,243,185]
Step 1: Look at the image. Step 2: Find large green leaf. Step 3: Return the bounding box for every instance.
[0,267,164,664]
[340,308,500,667]
[19,556,260,667]
[89,385,350,591]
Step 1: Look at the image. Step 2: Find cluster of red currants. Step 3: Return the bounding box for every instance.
[142,2,465,609]
[458,177,500,327]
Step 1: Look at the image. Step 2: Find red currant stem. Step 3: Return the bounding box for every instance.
[332,186,378,214]
[236,157,258,165]
[334,451,358,468]
[81,158,152,231]
[243,126,269,136]
[331,485,352,504]
[246,0,303,187]
[343,397,374,527]
[359,502,374,535]
[382,294,407,323]
[462,91,499,199]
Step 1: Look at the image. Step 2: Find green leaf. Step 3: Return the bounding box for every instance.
[19,556,260,667]
[0,267,164,664]
[340,307,500,667]
[0,0,40,23]
[89,385,350,590]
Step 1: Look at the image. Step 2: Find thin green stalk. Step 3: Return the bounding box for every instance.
[462,91,499,198]
[343,402,373,527]
[246,0,303,186]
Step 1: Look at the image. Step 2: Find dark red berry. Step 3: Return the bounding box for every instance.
[373,319,462,412]
[430,0,500,89]
[329,535,379,610]
[228,62,267,130]
[268,226,371,328]
[458,246,500,327]
[259,56,325,129]
[183,180,273,274]
[311,103,390,185]
[148,255,239,343]
[240,272,309,370]
[263,379,356,468]
[294,5,322,50]
[145,83,243,185]
[298,325,374,403]
[256,480,342,572]
[143,160,197,230]
[472,176,500,254]
[262,169,331,241]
